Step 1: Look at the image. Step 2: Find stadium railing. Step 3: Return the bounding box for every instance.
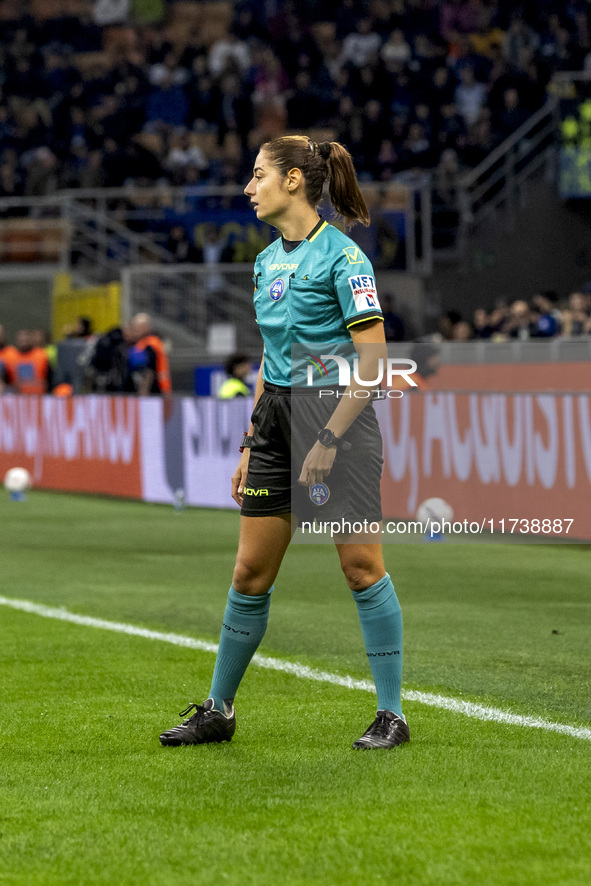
[0,179,433,280]
[390,338,591,364]
[121,261,259,355]
[119,261,591,367]
[0,192,171,283]
[433,99,560,264]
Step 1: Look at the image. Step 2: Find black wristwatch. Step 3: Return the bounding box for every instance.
[317,428,351,451]
[239,433,253,453]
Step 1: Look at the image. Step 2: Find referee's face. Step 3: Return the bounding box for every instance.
[245,151,290,225]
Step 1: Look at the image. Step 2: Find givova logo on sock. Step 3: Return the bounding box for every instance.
[367,650,400,657]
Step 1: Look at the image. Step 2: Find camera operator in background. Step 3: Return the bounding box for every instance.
[82,323,133,393]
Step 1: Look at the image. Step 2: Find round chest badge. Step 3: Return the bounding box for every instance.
[269,278,285,301]
[309,482,330,505]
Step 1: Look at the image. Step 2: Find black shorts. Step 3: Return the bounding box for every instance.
[241,382,383,523]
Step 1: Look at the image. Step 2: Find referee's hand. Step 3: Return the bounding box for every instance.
[298,441,337,487]
[232,451,251,506]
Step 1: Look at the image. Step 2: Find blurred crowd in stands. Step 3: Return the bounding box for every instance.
[436,287,591,341]
[0,0,589,198]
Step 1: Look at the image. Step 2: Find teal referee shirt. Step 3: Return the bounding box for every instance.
[253,219,384,387]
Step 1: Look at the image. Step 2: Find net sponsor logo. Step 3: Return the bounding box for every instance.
[348,275,380,312]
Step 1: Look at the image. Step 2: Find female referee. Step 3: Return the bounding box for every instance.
[159,136,409,750]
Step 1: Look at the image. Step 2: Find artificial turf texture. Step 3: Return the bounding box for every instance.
[0,491,590,886]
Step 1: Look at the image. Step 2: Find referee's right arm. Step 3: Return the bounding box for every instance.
[232,352,264,506]
[247,353,265,438]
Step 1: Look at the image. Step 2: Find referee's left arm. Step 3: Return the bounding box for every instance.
[298,320,387,487]
[322,320,387,439]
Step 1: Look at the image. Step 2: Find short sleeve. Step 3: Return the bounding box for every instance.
[331,246,384,329]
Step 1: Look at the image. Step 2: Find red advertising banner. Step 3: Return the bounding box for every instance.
[431,362,590,392]
[0,363,589,539]
[378,390,591,539]
[0,395,142,498]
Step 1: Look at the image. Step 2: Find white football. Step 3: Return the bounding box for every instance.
[4,467,32,494]
[416,497,453,528]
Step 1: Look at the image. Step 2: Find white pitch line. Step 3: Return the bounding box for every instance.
[1,594,590,743]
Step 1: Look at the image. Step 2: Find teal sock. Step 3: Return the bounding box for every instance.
[209,585,273,712]
[353,573,403,717]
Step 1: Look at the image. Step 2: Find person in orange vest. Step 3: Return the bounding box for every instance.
[127,313,172,396]
[30,328,58,372]
[6,329,52,395]
[0,325,18,393]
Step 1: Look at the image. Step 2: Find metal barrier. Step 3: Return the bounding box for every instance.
[0,179,432,282]
[368,338,591,365]
[118,261,591,371]
[0,193,170,283]
[120,262,258,353]
[432,100,560,262]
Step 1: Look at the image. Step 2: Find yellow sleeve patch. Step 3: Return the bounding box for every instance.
[342,246,365,264]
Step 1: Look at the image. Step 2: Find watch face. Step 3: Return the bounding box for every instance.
[318,429,335,446]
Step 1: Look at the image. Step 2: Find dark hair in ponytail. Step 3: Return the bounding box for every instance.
[261,135,370,228]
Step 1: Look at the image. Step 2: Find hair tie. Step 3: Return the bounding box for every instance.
[317,142,332,160]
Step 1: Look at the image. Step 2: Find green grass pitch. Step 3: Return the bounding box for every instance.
[0,490,590,886]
